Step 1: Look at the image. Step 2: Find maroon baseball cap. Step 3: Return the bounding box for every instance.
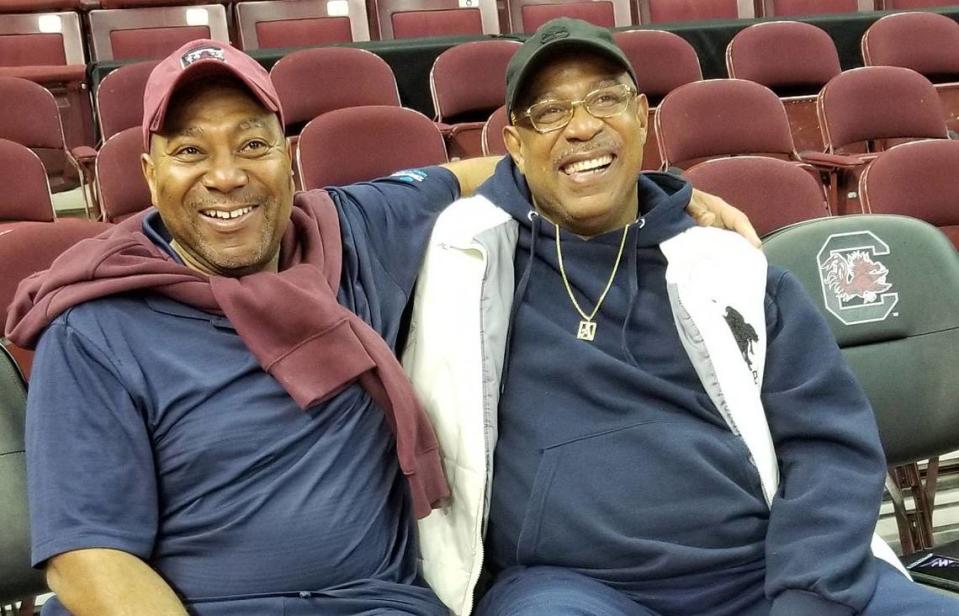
[142,39,284,149]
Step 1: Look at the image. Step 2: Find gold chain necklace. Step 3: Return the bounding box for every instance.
[555,221,635,341]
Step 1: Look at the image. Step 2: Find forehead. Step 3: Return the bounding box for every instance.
[523,52,630,101]
[162,80,278,134]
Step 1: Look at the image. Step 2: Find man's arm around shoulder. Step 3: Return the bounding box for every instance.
[46,548,187,616]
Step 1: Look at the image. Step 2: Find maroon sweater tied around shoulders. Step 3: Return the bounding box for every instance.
[5,191,449,518]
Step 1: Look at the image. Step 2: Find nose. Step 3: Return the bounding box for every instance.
[563,102,603,141]
[202,151,249,194]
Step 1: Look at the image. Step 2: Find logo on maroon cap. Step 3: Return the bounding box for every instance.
[180,45,225,69]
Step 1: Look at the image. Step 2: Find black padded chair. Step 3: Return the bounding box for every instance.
[0,344,44,615]
[763,214,959,559]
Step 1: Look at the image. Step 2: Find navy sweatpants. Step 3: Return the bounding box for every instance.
[475,560,959,616]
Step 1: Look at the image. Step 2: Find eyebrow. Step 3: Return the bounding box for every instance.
[170,126,204,139]
[531,78,623,104]
[238,117,268,131]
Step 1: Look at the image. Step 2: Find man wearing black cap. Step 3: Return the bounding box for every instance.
[406,17,959,616]
[6,37,750,616]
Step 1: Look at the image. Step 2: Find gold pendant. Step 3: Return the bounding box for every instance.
[576,320,597,341]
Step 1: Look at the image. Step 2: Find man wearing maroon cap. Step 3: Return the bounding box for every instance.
[6,39,751,615]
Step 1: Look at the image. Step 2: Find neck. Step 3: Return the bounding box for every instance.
[534,190,640,239]
[170,240,280,277]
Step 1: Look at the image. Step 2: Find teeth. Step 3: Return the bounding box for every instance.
[564,154,613,175]
[202,206,254,220]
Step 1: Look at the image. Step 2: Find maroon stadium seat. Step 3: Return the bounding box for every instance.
[430,39,520,159]
[817,66,949,213]
[614,29,702,170]
[0,0,82,12]
[0,139,55,223]
[96,127,152,223]
[762,0,866,17]
[269,47,400,136]
[0,76,90,208]
[0,10,94,189]
[234,0,370,50]
[507,0,630,33]
[296,106,448,189]
[727,21,841,152]
[880,0,957,8]
[87,4,230,61]
[859,139,959,249]
[655,78,798,170]
[637,0,751,24]
[482,104,508,156]
[862,12,959,134]
[684,156,830,237]
[96,60,159,141]
[818,66,948,155]
[375,0,499,39]
[0,218,113,379]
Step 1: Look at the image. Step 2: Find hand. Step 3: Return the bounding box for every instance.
[687,188,761,248]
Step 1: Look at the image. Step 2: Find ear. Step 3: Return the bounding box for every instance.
[503,125,526,173]
[635,93,650,141]
[141,151,159,206]
[285,137,296,191]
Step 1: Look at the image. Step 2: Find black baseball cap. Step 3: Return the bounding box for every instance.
[505,18,637,117]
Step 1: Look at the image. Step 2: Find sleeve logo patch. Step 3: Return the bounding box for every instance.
[390,169,427,183]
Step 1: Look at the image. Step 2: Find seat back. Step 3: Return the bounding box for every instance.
[881,0,958,8]
[0,10,92,181]
[862,12,959,78]
[96,60,158,141]
[727,21,840,152]
[0,343,42,606]
[614,29,702,170]
[96,127,151,223]
[728,21,840,91]
[0,0,83,12]
[0,139,55,223]
[430,39,520,121]
[375,0,499,39]
[763,214,959,466]
[638,0,752,23]
[482,104,508,156]
[234,0,369,50]
[763,0,868,16]
[88,4,230,61]
[818,66,948,154]
[859,139,959,249]
[507,0,630,33]
[297,105,448,189]
[0,77,65,154]
[270,47,400,135]
[0,75,81,194]
[655,78,796,170]
[0,10,84,68]
[0,218,113,379]
[684,156,829,237]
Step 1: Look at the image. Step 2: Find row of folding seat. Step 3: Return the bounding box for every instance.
[2,12,959,228]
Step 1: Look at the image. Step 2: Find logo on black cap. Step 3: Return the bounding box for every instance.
[180,45,225,68]
[539,25,570,44]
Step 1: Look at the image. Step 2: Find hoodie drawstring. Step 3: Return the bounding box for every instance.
[500,209,540,394]
[621,217,644,366]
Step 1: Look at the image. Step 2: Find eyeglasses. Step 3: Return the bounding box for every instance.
[512,84,638,134]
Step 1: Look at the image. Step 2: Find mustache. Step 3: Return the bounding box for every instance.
[552,136,619,166]
[188,192,270,209]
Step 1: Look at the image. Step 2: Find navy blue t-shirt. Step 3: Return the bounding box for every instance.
[26,170,458,615]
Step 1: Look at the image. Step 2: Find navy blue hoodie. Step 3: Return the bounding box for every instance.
[481,158,887,616]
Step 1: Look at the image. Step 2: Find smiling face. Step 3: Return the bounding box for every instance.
[141,77,294,277]
[504,52,648,237]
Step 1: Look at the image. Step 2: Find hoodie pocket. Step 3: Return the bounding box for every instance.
[515,419,767,574]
